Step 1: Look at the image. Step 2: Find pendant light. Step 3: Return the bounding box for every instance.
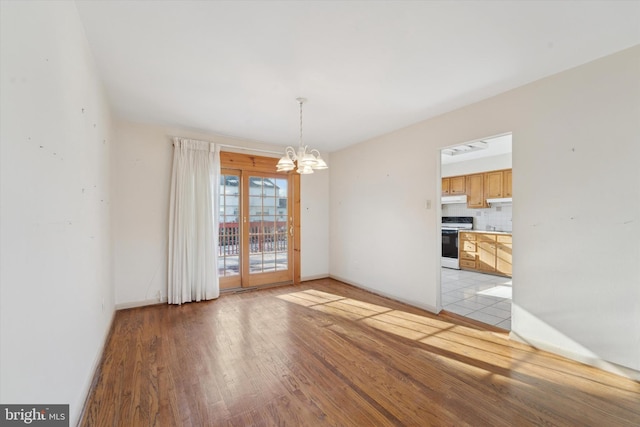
[276,98,328,174]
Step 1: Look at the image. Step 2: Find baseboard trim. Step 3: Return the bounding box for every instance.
[115,297,166,310]
[76,310,116,426]
[328,274,439,314]
[301,274,330,282]
[510,331,640,381]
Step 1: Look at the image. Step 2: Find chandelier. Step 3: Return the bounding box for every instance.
[276,97,328,174]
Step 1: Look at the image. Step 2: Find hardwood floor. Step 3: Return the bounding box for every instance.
[80,279,640,426]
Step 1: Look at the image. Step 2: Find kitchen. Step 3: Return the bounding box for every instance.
[440,134,513,330]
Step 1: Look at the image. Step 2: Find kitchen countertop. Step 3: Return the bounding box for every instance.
[461,229,512,235]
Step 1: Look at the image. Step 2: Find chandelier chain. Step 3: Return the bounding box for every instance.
[299,99,303,148]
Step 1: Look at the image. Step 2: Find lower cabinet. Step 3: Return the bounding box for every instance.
[496,235,513,277]
[459,233,477,269]
[459,232,512,277]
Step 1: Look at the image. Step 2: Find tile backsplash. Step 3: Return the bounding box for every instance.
[443,203,512,232]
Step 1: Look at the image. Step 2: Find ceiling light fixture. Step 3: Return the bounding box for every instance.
[276,97,328,174]
[442,141,489,156]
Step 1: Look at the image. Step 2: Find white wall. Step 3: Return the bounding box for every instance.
[0,2,114,423]
[112,119,330,307]
[111,120,172,306]
[301,164,330,280]
[330,128,442,311]
[329,46,640,376]
[442,152,512,177]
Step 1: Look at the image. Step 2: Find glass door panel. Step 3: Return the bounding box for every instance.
[274,178,289,271]
[218,170,241,289]
[243,174,292,287]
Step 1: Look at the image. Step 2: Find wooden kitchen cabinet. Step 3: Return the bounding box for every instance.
[459,232,512,277]
[459,232,477,269]
[466,174,486,208]
[442,175,465,196]
[442,178,450,195]
[503,169,512,197]
[477,234,497,274]
[484,169,512,200]
[449,176,465,195]
[496,234,512,276]
[443,168,511,207]
[484,171,504,199]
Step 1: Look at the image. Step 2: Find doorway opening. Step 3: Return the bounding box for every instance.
[439,133,513,330]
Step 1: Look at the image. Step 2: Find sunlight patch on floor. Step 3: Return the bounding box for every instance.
[277,290,492,342]
[277,289,531,382]
[478,285,512,299]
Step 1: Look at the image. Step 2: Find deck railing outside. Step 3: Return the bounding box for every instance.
[218,222,288,256]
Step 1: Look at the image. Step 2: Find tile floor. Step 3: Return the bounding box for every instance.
[441,267,512,330]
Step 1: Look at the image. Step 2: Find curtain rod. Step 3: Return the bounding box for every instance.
[170,135,283,156]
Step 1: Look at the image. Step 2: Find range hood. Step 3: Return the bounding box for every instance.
[441,195,468,204]
[486,197,512,205]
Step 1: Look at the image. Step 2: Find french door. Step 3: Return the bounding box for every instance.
[218,158,299,290]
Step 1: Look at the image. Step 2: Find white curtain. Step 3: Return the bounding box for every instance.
[168,138,220,304]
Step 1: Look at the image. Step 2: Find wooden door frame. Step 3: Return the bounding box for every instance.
[220,151,301,287]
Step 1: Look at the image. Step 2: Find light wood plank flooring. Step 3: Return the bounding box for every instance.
[80,279,640,426]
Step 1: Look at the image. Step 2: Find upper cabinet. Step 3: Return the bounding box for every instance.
[442,176,465,195]
[443,168,512,208]
[442,177,450,195]
[484,171,503,199]
[484,169,512,199]
[503,169,512,197]
[466,174,486,208]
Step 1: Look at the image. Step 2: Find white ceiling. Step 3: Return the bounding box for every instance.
[75,1,640,153]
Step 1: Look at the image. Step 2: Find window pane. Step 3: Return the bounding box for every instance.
[249,254,262,273]
[262,253,276,272]
[218,173,241,277]
[276,253,288,271]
